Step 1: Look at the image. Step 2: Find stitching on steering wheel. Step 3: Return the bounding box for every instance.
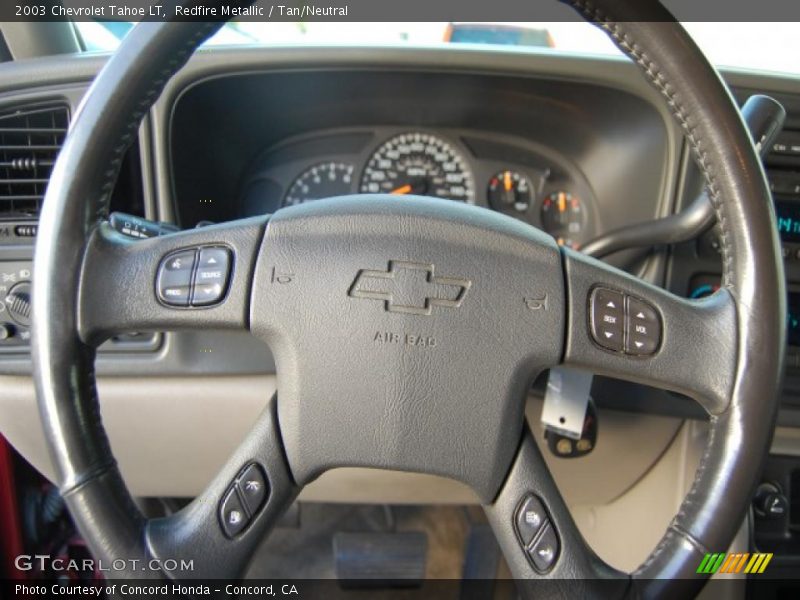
[93,22,218,224]
[62,22,220,499]
[568,0,736,577]
[58,356,117,496]
[568,0,733,291]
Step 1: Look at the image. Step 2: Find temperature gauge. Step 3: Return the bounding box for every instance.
[488,170,533,213]
[541,191,585,248]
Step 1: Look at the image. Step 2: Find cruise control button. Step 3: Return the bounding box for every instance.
[237,463,269,515]
[192,247,231,306]
[625,297,661,355]
[220,487,249,538]
[528,522,559,572]
[590,288,624,352]
[157,250,197,307]
[515,495,547,546]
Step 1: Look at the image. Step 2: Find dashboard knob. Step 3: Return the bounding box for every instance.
[754,482,789,520]
[0,322,14,340]
[5,281,31,327]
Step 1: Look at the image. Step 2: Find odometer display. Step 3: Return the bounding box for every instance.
[359,132,474,203]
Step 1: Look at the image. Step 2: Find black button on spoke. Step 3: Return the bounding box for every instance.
[237,463,269,515]
[218,463,270,538]
[513,494,560,573]
[515,495,547,546]
[589,287,662,357]
[156,246,232,309]
[625,296,662,355]
[590,288,624,351]
[528,522,559,572]
[156,249,196,307]
[192,247,231,306]
[219,486,249,538]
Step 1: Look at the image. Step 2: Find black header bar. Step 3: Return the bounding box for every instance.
[4,0,800,23]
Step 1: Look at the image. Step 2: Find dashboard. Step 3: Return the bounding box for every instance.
[168,66,672,262]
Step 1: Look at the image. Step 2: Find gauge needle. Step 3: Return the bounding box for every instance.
[558,191,567,213]
[503,171,512,192]
[390,184,412,195]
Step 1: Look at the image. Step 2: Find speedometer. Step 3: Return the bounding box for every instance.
[284,162,355,206]
[359,132,474,203]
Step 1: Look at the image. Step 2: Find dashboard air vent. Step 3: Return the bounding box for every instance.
[0,103,69,219]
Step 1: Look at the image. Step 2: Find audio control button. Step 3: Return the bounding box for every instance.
[157,250,197,307]
[625,297,661,356]
[192,247,231,307]
[590,288,624,352]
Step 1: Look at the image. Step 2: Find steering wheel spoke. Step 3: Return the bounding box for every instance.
[77,217,267,346]
[146,394,299,579]
[560,248,738,415]
[485,422,628,590]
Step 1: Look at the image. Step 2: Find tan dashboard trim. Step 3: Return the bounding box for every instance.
[0,374,756,579]
[1,374,687,505]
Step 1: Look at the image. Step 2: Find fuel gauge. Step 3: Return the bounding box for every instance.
[488,170,533,213]
[541,191,586,248]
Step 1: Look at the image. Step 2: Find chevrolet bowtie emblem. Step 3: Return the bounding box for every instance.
[349,261,471,316]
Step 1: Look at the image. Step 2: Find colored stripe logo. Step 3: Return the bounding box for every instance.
[696,552,773,574]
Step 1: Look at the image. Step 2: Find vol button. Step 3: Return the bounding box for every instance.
[625,297,661,355]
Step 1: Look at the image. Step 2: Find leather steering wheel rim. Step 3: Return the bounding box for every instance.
[31,0,785,596]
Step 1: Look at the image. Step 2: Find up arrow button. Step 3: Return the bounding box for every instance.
[625,296,661,356]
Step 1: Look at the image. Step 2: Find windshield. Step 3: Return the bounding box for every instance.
[75,21,800,77]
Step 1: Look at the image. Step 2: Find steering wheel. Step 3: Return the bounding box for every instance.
[31,0,785,596]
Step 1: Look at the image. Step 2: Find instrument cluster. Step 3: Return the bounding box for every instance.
[240,128,597,249]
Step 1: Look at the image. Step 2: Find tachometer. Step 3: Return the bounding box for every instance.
[359,132,474,203]
[284,162,355,206]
